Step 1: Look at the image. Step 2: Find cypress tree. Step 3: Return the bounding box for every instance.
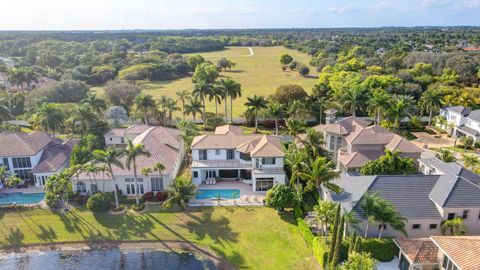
[328,204,341,263]
[354,237,362,253]
[331,215,345,268]
[348,230,357,255]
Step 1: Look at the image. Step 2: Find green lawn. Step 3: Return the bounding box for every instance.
[0,206,314,269]
[94,46,318,118]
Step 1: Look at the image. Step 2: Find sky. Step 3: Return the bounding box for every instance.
[1,0,479,30]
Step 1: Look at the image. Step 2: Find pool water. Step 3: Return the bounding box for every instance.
[0,192,45,205]
[195,189,240,200]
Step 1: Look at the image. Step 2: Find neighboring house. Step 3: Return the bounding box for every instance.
[439,106,480,143]
[322,159,480,238]
[313,114,422,172]
[395,236,480,270]
[0,131,75,187]
[191,125,286,193]
[0,76,57,92]
[74,125,184,196]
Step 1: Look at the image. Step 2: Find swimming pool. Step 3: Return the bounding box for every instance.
[195,189,240,200]
[0,192,45,205]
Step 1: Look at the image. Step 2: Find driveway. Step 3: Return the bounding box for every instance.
[376,257,399,270]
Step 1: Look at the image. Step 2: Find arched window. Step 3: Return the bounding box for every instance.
[76,181,87,193]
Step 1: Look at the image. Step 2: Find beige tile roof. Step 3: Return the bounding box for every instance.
[385,134,422,153]
[346,125,393,145]
[215,125,243,135]
[0,131,54,156]
[79,126,181,178]
[318,116,370,135]
[192,128,285,157]
[338,150,385,168]
[105,124,151,137]
[394,238,438,264]
[431,236,480,270]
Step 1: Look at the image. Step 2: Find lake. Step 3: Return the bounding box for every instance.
[0,248,218,270]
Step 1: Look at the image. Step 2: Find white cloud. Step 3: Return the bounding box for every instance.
[327,4,357,14]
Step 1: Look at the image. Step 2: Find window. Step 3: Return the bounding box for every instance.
[14,169,31,180]
[227,149,235,160]
[109,137,112,141]
[120,137,124,143]
[443,255,458,270]
[329,136,335,150]
[256,178,274,191]
[151,177,163,191]
[199,150,207,160]
[12,157,31,168]
[377,225,387,230]
[429,224,437,230]
[206,170,216,179]
[478,211,480,219]
[90,184,98,193]
[262,157,276,165]
[193,171,198,178]
[215,149,220,155]
[462,210,469,219]
[412,224,421,230]
[1,158,9,170]
[239,152,251,161]
[447,213,455,220]
[336,136,342,150]
[76,181,87,193]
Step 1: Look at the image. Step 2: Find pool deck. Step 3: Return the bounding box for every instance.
[0,186,44,194]
[190,180,266,206]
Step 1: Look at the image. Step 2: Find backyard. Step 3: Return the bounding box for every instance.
[94,46,318,118]
[0,206,315,270]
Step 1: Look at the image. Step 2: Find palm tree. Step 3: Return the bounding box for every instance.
[419,90,443,127]
[192,81,213,121]
[84,162,100,191]
[70,103,96,134]
[441,217,468,236]
[176,90,190,121]
[166,98,179,125]
[125,140,151,205]
[220,78,242,123]
[44,171,71,209]
[158,95,169,125]
[301,128,325,158]
[209,85,223,116]
[314,200,337,241]
[81,92,107,115]
[141,167,153,178]
[343,211,359,238]
[367,89,391,125]
[29,103,65,133]
[217,78,241,123]
[341,87,367,117]
[162,176,196,210]
[245,95,268,133]
[387,95,415,131]
[436,149,456,163]
[285,118,306,139]
[285,146,307,186]
[299,157,340,192]
[5,175,21,188]
[152,162,165,178]
[134,93,156,125]
[372,198,407,239]
[0,166,8,186]
[184,97,203,123]
[266,102,285,136]
[312,96,327,124]
[359,193,380,238]
[93,147,125,208]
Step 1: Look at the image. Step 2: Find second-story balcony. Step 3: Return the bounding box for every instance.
[192,159,252,169]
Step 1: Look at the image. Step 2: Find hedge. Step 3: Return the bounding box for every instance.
[312,237,329,267]
[360,238,398,262]
[296,218,315,248]
[293,204,304,219]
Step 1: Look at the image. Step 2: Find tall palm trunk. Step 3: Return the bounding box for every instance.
[182,100,185,121]
[215,99,218,116]
[202,96,206,121]
[224,96,228,123]
[132,159,140,205]
[376,109,381,125]
[378,223,384,239]
[428,109,433,127]
[230,96,233,123]
[254,110,259,133]
[143,107,148,125]
[275,119,279,136]
[364,222,369,238]
[109,164,120,208]
[319,104,323,124]
[192,113,196,123]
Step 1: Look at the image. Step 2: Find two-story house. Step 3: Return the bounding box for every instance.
[191,125,286,193]
[313,114,422,172]
[0,131,76,188]
[439,106,480,143]
[74,125,184,196]
[323,158,480,238]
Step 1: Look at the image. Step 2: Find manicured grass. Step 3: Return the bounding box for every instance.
[439,146,477,154]
[94,46,318,118]
[0,206,313,269]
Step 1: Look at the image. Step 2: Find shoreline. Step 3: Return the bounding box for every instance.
[0,240,235,270]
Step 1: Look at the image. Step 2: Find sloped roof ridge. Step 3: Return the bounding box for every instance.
[350,175,379,210]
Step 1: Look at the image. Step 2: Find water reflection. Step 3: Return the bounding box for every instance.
[0,248,218,270]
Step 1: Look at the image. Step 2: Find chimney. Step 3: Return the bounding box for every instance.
[325,109,338,124]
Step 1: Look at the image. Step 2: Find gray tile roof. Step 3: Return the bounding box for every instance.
[467,110,480,122]
[31,140,76,173]
[445,106,471,116]
[0,131,55,156]
[457,125,479,136]
[324,174,376,213]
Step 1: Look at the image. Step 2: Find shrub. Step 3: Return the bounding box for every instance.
[293,204,304,219]
[141,192,154,202]
[265,184,294,212]
[86,193,112,213]
[297,218,315,248]
[131,203,145,212]
[361,238,398,262]
[74,194,89,206]
[111,204,126,212]
[154,191,168,202]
